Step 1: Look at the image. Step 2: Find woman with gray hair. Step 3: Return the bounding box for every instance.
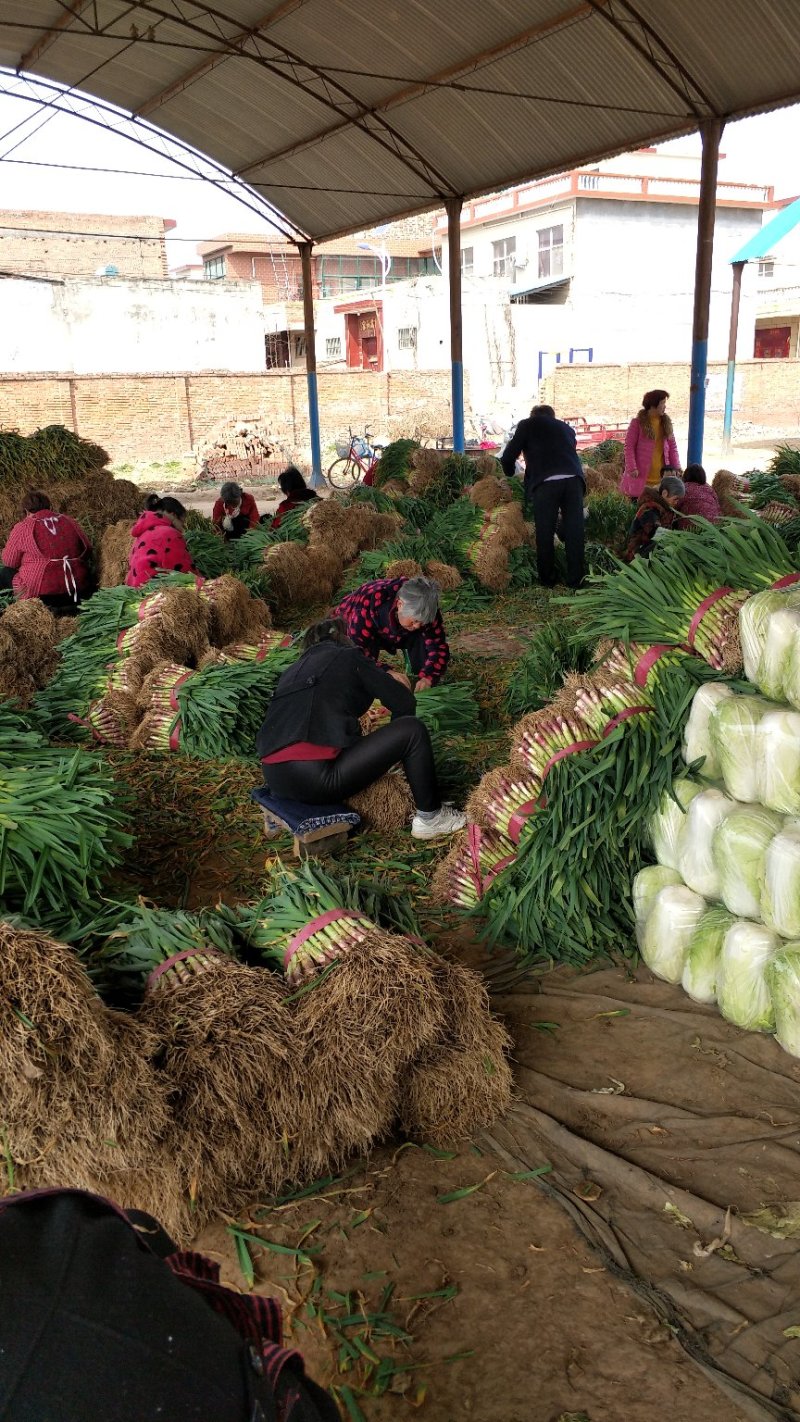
[333,575,450,691]
[624,474,685,560]
[211,481,260,541]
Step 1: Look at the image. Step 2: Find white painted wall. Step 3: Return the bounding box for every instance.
[0,275,266,373]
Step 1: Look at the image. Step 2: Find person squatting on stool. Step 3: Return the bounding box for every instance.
[256,618,465,840]
[333,575,449,692]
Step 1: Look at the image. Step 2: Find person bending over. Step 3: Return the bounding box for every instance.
[256,618,465,840]
[676,463,722,527]
[126,495,196,587]
[625,474,685,560]
[271,466,320,530]
[334,575,449,691]
[212,481,260,540]
[0,489,93,610]
[500,404,585,588]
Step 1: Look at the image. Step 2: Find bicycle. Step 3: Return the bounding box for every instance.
[327,427,383,491]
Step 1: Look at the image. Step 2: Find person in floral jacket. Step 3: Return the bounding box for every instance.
[334,575,449,690]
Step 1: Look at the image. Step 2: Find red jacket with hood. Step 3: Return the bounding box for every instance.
[126,510,195,588]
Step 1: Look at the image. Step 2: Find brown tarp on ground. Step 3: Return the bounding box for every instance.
[481,962,800,1422]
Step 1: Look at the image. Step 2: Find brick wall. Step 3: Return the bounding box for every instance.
[550,359,800,425]
[0,210,169,280]
[0,369,457,464]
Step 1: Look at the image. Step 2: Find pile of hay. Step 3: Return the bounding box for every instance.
[0,921,187,1237]
[713,469,748,518]
[425,559,462,590]
[386,558,424,580]
[398,956,513,1145]
[583,466,620,496]
[200,573,272,645]
[99,519,136,588]
[347,769,414,830]
[469,474,513,510]
[0,599,61,705]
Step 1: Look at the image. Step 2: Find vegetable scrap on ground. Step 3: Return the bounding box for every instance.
[1,425,799,1420]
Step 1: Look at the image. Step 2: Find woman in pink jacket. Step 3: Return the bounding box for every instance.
[620,389,681,501]
[126,495,196,588]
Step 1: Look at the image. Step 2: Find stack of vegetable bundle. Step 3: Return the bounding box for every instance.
[131,645,297,757]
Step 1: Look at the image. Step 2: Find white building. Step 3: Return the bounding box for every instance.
[308,150,771,417]
[1,273,267,374]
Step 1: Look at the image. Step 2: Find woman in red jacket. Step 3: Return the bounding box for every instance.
[126,495,196,588]
[271,466,320,530]
[0,490,93,610]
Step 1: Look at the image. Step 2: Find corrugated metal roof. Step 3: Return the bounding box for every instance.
[1,0,799,242]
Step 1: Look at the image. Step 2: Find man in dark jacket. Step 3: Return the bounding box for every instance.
[500,405,585,588]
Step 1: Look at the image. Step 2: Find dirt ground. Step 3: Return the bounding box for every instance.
[195,1137,748,1422]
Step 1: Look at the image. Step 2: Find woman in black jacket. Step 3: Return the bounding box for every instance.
[256,619,466,840]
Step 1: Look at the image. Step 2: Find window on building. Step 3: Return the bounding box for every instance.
[325,336,342,359]
[397,327,418,350]
[203,255,225,280]
[461,247,474,275]
[293,335,307,359]
[538,226,564,280]
[492,236,516,279]
[758,258,775,279]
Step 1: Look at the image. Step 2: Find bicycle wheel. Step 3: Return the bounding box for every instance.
[327,456,361,491]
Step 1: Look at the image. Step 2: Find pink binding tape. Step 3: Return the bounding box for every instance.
[283,908,371,972]
[687,587,734,649]
[540,739,599,782]
[602,705,653,737]
[634,644,674,687]
[146,947,219,991]
[507,799,539,845]
[467,823,484,895]
[169,671,195,712]
[771,573,800,589]
[484,853,516,887]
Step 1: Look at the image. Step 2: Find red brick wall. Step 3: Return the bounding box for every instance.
[0,210,169,279]
[0,369,456,463]
[550,359,800,425]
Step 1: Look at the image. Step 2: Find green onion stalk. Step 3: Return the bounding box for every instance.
[86,695,130,747]
[236,862,382,985]
[219,632,294,663]
[479,774,542,844]
[413,681,479,741]
[437,829,516,909]
[513,713,597,781]
[32,585,145,739]
[92,903,238,1006]
[572,680,654,738]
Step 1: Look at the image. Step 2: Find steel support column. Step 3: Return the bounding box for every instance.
[446,197,465,453]
[723,260,745,452]
[687,117,723,466]
[299,242,324,487]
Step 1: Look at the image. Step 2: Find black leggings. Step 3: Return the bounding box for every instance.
[264,715,440,812]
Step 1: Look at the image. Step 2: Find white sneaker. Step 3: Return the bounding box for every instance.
[411,804,467,839]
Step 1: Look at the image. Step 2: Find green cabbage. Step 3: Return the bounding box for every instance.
[710,694,780,803]
[712,802,783,919]
[641,884,707,984]
[740,590,788,685]
[682,905,735,1004]
[758,710,800,814]
[682,683,734,779]
[762,827,800,938]
[632,866,683,942]
[650,778,702,870]
[765,941,800,1057]
[677,788,736,899]
[717,921,778,1032]
[757,607,800,701]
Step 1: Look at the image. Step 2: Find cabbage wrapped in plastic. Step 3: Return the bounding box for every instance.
[710,694,780,803]
[758,710,800,814]
[632,865,683,936]
[717,921,778,1032]
[740,590,789,686]
[682,683,734,778]
[712,802,783,919]
[762,827,800,939]
[766,941,800,1057]
[650,779,702,870]
[758,606,800,702]
[682,905,735,1004]
[641,884,707,984]
[677,788,736,899]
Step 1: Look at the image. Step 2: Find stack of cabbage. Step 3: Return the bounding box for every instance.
[635,664,800,1057]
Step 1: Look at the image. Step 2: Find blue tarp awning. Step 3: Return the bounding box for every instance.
[731,197,800,263]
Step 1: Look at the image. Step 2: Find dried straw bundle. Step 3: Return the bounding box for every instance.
[88,688,141,746]
[583,467,618,497]
[398,956,513,1146]
[471,540,511,591]
[385,559,423,580]
[264,542,314,610]
[346,768,414,830]
[55,616,78,642]
[200,573,272,646]
[303,501,361,564]
[0,922,171,1200]
[122,589,210,676]
[407,447,445,495]
[282,930,446,1181]
[424,560,462,590]
[489,502,529,549]
[138,958,294,1210]
[359,509,405,549]
[303,545,340,602]
[304,541,344,589]
[594,460,622,483]
[99,519,135,588]
[469,475,513,510]
[1,598,60,686]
